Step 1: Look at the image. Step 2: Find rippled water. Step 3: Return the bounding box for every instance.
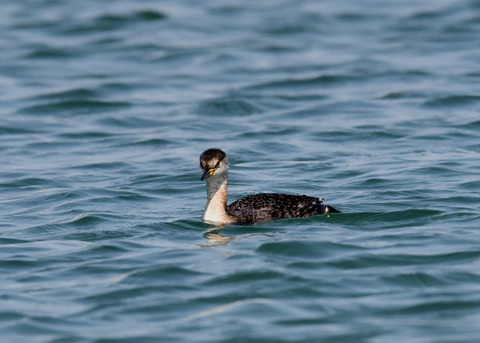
[1,0,480,342]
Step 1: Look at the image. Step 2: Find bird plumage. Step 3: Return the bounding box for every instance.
[200,148,339,225]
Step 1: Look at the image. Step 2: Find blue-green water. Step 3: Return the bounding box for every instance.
[1,0,480,342]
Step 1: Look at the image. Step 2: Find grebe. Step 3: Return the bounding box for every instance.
[200,148,340,225]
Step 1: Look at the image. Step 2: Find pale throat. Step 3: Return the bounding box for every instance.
[202,174,232,223]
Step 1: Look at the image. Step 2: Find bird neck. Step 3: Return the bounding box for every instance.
[203,174,232,224]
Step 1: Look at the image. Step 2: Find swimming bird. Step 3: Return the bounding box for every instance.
[200,148,340,225]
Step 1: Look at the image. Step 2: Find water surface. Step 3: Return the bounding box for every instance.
[1,0,480,342]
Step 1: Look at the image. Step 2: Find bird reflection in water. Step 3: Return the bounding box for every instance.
[200,228,235,247]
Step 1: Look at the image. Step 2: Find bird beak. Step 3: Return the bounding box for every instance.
[201,168,217,181]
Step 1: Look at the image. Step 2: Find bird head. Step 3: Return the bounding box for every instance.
[200,148,229,181]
